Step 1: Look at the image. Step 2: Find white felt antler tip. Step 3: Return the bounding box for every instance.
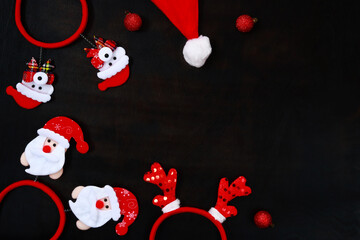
[209,207,226,223]
[162,199,181,214]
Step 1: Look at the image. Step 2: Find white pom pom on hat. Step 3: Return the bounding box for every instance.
[151,0,212,68]
[183,35,212,68]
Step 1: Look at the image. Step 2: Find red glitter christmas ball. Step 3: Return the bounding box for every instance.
[124,12,142,31]
[254,210,273,228]
[236,15,257,32]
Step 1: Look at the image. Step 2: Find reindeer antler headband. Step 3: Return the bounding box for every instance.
[144,162,252,240]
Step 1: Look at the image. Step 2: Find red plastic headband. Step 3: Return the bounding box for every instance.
[15,0,88,48]
[144,163,252,240]
[150,207,227,240]
[0,180,66,240]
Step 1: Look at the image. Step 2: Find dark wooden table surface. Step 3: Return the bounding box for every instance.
[0,0,358,239]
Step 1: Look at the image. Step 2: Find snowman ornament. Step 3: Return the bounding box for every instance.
[85,36,130,91]
[6,58,55,109]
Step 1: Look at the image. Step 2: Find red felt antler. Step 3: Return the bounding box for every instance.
[213,177,251,219]
[144,163,178,209]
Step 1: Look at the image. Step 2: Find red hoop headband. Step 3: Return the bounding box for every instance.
[15,0,88,48]
[144,163,252,240]
[150,207,227,239]
[0,180,66,240]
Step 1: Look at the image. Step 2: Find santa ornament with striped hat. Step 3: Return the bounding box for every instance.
[85,36,130,91]
[69,185,139,236]
[151,0,212,68]
[20,116,89,179]
[6,58,55,109]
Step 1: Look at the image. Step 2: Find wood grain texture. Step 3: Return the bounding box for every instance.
[0,0,358,239]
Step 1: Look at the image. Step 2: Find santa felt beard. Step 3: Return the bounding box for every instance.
[24,135,65,176]
[69,186,120,228]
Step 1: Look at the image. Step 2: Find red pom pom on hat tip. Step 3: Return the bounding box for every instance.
[76,141,89,154]
[116,224,128,236]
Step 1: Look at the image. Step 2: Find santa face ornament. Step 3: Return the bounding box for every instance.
[6,58,55,109]
[20,116,89,179]
[85,36,130,91]
[69,185,139,236]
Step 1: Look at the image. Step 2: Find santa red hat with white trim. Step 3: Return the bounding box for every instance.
[37,116,89,153]
[151,0,212,68]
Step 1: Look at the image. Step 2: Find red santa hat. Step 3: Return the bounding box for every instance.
[37,116,89,153]
[113,187,139,236]
[151,0,212,68]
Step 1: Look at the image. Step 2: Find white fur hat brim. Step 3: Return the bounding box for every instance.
[16,83,52,103]
[37,128,70,148]
[104,185,121,221]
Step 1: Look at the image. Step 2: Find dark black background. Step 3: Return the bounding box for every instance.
[0,0,358,239]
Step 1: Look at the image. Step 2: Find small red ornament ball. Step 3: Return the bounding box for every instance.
[124,12,142,31]
[254,211,273,228]
[236,15,257,32]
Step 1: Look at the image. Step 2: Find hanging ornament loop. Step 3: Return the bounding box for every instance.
[0,180,66,240]
[15,0,88,49]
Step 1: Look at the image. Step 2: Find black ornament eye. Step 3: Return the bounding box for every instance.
[47,139,51,143]
[113,57,116,60]
[38,86,42,90]
[38,76,42,80]
[53,143,56,147]
[105,205,109,209]
[32,85,35,88]
[104,199,107,202]
[109,63,112,66]
[98,47,113,61]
